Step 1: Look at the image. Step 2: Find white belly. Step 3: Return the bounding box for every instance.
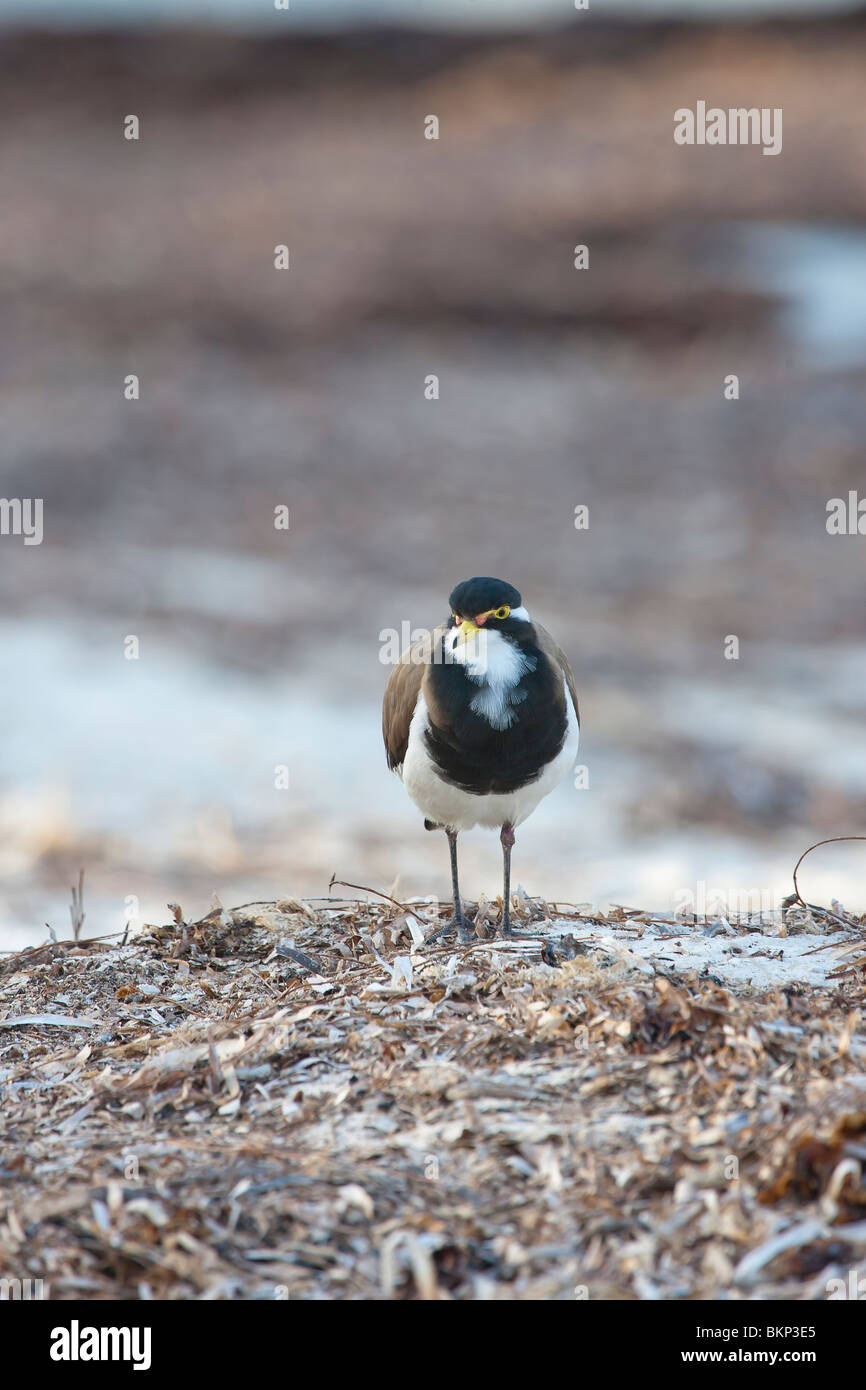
[401,689,579,832]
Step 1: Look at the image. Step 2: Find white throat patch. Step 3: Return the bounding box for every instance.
[443,626,535,731]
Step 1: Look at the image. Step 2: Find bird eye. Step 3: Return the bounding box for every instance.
[494,605,510,620]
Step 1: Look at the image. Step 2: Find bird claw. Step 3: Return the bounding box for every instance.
[426,915,474,945]
[500,922,542,940]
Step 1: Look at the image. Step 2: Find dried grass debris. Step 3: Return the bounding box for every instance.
[1,897,865,1300]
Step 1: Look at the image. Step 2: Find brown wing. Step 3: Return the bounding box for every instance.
[382,626,444,771]
[534,621,580,726]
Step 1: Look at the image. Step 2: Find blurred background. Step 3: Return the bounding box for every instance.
[1,0,866,949]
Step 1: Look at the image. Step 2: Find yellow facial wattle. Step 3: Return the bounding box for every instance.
[452,605,511,641]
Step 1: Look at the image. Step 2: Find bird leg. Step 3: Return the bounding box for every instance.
[426,828,474,944]
[500,821,516,936]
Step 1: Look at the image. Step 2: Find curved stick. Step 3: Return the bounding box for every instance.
[792,835,866,913]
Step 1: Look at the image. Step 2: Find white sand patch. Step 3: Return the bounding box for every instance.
[515,915,851,991]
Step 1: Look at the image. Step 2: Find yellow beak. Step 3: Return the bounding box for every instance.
[457,618,481,642]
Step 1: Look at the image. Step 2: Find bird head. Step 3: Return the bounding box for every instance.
[447,576,527,643]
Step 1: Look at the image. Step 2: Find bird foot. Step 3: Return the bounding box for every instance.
[425,914,475,945]
[499,920,542,940]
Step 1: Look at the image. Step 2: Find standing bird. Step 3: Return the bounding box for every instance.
[382,577,580,941]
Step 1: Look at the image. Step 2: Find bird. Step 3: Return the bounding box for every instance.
[382,576,580,942]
